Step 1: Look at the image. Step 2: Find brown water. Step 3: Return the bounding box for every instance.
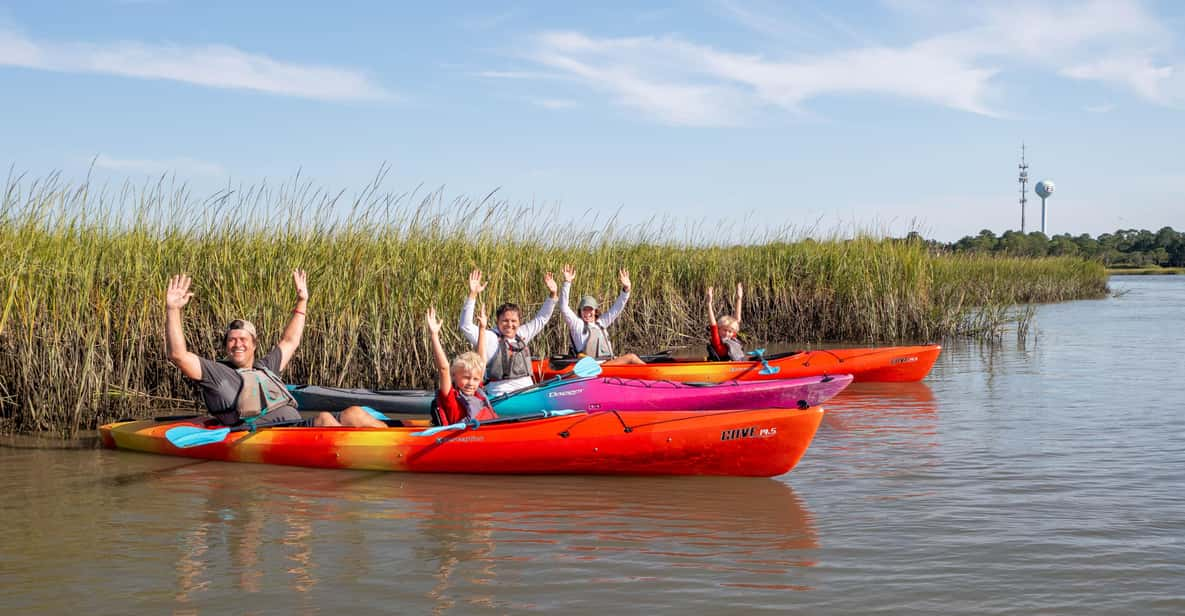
[3,276,1184,614]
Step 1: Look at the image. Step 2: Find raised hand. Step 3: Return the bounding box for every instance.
[562,264,576,283]
[477,302,489,330]
[166,274,194,310]
[544,272,558,295]
[707,286,715,301]
[736,282,744,299]
[468,269,487,297]
[426,306,442,336]
[618,268,632,292]
[293,269,309,301]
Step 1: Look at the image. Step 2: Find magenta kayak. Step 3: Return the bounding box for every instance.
[475,373,853,416]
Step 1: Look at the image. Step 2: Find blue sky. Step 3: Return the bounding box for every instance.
[2,0,1183,241]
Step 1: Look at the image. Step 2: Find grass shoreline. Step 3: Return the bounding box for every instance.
[1107,267,1185,275]
[1,175,1109,435]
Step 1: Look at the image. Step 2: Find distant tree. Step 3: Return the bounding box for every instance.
[943,226,1183,267]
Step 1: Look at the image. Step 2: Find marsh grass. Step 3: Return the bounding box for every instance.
[0,173,1109,435]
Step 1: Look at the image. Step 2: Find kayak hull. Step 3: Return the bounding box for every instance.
[534,344,942,383]
[99,407,824,477]
[290,374,853,417]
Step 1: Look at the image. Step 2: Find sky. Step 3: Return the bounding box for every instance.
[1,0,1183,242]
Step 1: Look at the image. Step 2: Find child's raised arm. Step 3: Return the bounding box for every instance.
[427,307,452,396]
[707,286,718,325]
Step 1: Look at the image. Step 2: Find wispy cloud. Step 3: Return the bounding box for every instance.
[476,70,563,80]
[508,0,1180,126]
[1084,103,1116,113]
[93,154,226,177]
[527,97,578,110]
[0,27,392,101]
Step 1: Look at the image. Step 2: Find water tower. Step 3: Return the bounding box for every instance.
[1035,180,1055,234]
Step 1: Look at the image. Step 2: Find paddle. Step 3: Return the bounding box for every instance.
[493,356,603,403]
[164,418,305,449]
[748,348,781,375]
[165,425,230,448]
[570,356,603,378]
[412,409,581,437]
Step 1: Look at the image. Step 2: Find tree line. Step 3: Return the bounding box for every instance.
[935,227,1185,267]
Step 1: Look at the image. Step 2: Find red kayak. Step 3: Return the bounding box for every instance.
[533,344,941,383]
[99,407,825,477]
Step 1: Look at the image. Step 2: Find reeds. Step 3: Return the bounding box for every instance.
[0,173,1108,435]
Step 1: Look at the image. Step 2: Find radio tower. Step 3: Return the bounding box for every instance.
[1018,144,1029,233]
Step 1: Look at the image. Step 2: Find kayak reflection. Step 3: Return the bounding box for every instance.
[157,466,818,612]
[819,381,937,434]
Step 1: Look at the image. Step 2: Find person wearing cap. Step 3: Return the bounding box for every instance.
[163,271,385,428]
[459,268,559,397]
[558,264,645,365]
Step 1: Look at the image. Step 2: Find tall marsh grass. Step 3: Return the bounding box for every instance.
[0,173,1109,435]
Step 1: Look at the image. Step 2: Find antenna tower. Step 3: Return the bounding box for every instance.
[1018,144,1028,233]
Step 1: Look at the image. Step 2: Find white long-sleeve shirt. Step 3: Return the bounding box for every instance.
[558,281,630,355]
[459,294,557,397]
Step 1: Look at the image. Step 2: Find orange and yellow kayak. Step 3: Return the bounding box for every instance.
[99,407,824,477]
[534,344,941,383]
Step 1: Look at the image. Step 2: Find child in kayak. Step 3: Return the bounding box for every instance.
[428,305,497,426]
[164,271,385,428]
[460,268,559,397]
[559,264,645,365]
[706,283,746,361]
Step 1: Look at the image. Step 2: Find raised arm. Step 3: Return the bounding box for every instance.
[734,282,744,323]
[475,303,490,362]
[459,269,487,346]
[707,286,718,325]
[165,274,202,380]
[518,272,559,341]
[559,265,577,317]
[276,268,309,371]
[427,307,452,397]
[598,268,632,328]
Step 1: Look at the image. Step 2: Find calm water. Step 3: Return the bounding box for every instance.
[3,276,1183,614]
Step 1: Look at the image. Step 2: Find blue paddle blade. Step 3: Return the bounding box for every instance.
[759,365,781,375]
[360,405,389,420]
[165,426,230,448]
[572,356,603,378]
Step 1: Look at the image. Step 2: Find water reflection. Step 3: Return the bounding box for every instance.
[144,467,820,613]
[822,381,938,444]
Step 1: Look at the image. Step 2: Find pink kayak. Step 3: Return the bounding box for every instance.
[291,374,854,417]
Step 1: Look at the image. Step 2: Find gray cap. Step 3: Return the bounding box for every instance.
[223,319,258,342]
[577,295,598,310]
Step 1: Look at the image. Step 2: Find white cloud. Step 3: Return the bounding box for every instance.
[1062,57,1174,103]
[93,154,226,178]
[0,27,392,101]
[509,0,1182,125]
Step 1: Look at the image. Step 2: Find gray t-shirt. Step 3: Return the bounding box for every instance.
[196,346,297,426]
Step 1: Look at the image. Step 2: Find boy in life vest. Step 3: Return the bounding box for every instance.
[459,268,559,397]
[427,306,497,426]
[164,271,385,428]
[706,283,746,361]
[558,264,645,365]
